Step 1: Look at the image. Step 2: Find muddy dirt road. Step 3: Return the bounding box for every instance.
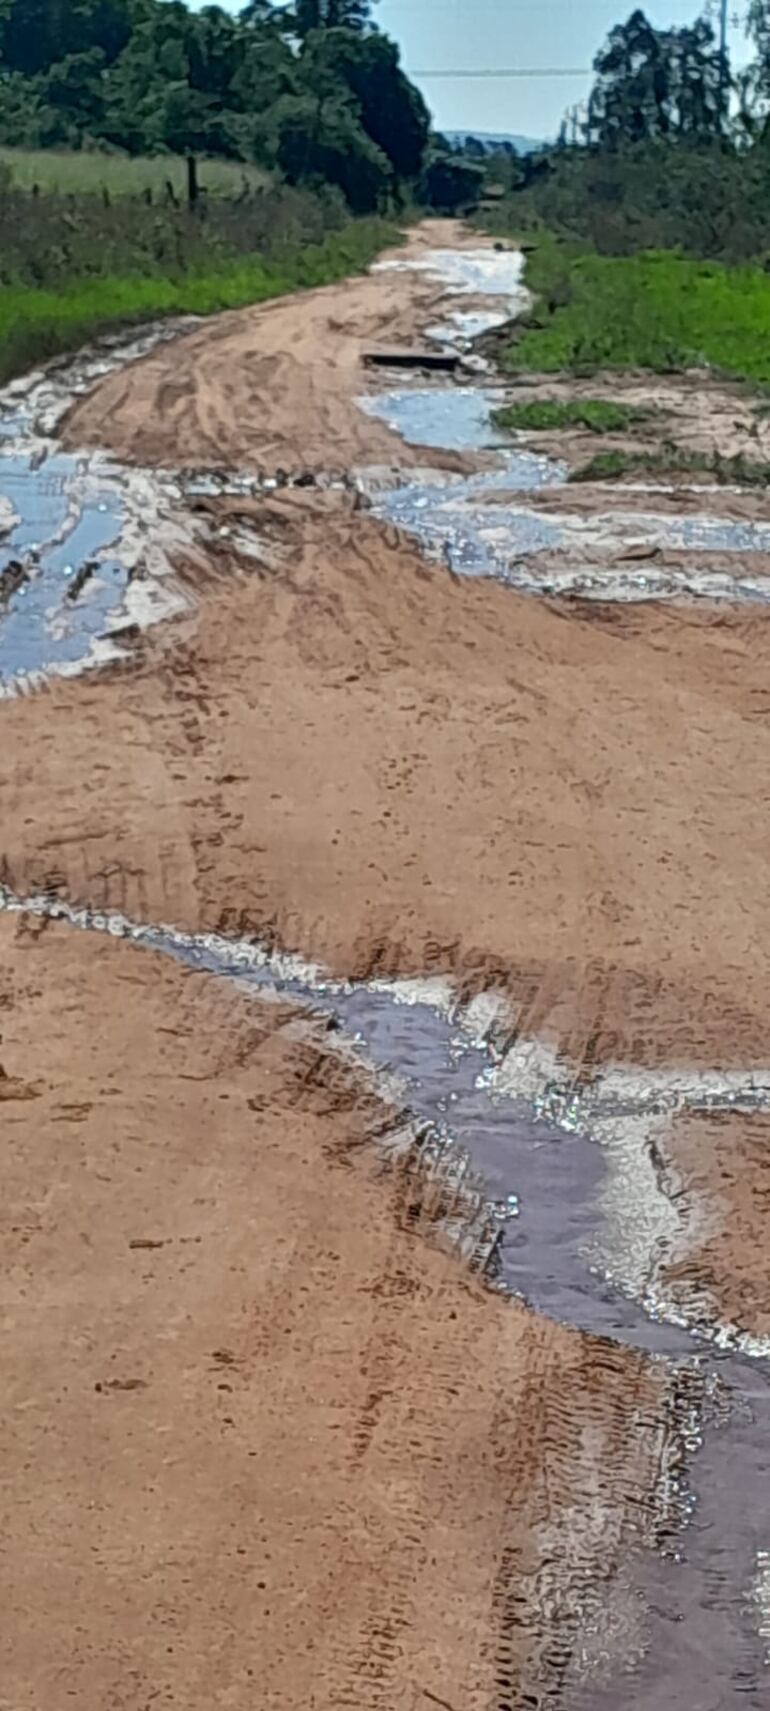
[2,222,770,1708]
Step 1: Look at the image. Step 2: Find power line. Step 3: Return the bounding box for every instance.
[408,67,591,78]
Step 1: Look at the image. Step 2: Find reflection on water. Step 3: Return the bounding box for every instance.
[0,881,769,1702]
[358,386,770,602]
[0,319,197,691]
[2,241,770,1703]
[0,449,128,684]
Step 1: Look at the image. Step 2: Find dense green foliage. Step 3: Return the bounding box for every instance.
[585,8,727,147]
[0,211,396,381]
[483,142,770,265]
[0,174,350,286]
[503,238,770,387]
[0,0,432,213]
[492,397,652,434]
[477,8,770,264]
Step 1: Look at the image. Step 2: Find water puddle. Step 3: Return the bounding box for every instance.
[374,244,529,319]
[0,323,201,693]
[2,243,770,1699]
[359,374,770,601]
[1,878,769,1701]
[426,307,507,347]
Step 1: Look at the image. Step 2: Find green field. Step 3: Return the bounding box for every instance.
[0,219,397,384]
[506,238,770,387]
[493,398,653,434]
[0,147,268,199]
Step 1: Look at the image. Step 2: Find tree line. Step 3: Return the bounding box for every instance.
[575,4,770,149]
[0,0,475,213]
[472,6,770,262]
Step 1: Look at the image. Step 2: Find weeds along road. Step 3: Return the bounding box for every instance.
[2,222,770,1708]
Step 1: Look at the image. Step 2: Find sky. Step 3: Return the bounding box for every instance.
[374,0,751,139]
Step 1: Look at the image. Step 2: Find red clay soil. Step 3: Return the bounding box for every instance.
[665,1107,770,1338]
[0,910,674,1710]
[61,221,477,476]
[3,492,770,1070]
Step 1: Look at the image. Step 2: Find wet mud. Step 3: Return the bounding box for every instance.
[359,383,770,602]
[2,878,770,1704]
[2,228,770,1707]
[0,327,210,691]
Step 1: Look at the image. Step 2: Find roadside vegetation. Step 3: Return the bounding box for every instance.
[463,7,770,400]
[493,397,653,434]
[0,146,268,198]
[570,446,770,487]
[0,0,483,380]
[0,209,395,383]
[501,239,770,388]
[0,0,454,216]
[476,8,770,266]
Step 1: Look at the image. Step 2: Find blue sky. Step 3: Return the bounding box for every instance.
[375,0,749,138]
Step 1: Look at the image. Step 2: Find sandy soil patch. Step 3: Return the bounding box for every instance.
[3,492,770,1070]
[0,909,674,1709]
[664,1107,770,1339]
[60,222,486,476]
[497,482,770,522]
[492,370,770,474]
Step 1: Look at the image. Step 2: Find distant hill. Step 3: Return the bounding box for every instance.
[445,130,546,155]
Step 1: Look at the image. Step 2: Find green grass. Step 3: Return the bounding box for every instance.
[0,219,397,384]
[570,445,770,487]
[505,237,770,387]
[493,397,653,434]
[0,146,268,199]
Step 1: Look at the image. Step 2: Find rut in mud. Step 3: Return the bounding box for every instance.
[2,225,770,1710]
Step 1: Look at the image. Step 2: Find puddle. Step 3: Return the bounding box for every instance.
[2,242,770,1698]
[3,879,768,1360]
[0,450,129,682]
[0,333,205,691]
[361,384,514,451]
[359,379,770,601]
[374,244,529,314]
[426,307,507,346]
[1,878,770,1701]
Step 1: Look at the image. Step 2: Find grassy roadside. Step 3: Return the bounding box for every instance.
[0,219,397,384]
[0,146,267,198]
[492,398,652,434]
[503,235,770,387]
[570,446,770,486]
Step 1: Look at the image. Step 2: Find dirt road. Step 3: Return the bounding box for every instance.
[0,909,677,1710]
[61,219,480,474]
[2,222,770,1706]
[5,484,770,1071]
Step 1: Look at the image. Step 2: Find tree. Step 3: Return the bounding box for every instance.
[745,3,770,123]
[0,0,429,201]
[272,90,390,210]
[0,0,133,76]
[0,69,45,144]
[40,46,107,142]
[294,0,376,34]
[301,27,429,181]
[586,9,726,148]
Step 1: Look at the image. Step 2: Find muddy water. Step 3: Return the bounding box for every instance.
[2,248,770,1703]
[0,324,196,691]
[1,881,769,1704]
[0,448,128,683]
[360,384,770,601]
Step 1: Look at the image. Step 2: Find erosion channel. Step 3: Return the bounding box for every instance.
[2,223,770,1710]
